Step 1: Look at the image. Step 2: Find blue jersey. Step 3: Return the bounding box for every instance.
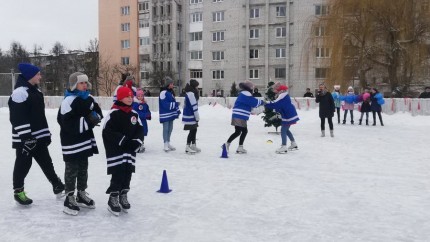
[232,91,263,121]
[132,102,151,136]
[159,90,180,123]
[265,92,299,125]
[182,92,199,125]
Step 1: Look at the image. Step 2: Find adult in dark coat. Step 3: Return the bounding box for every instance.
[303,88,314,98]
[370,88,384,126]
[315,84,335,137]
[418,87,430,99]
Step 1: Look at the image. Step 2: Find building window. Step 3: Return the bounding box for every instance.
[190,0,202,4]
[315,26,326,36]
[212,51,225,61]
[168,42,171,53]
[276,6,286,17]
[153,26,157,36]
[121,23,130,32]
[121,6,130,15]
[212,0,223,2]
[316,47,331,58]
[141,71,149,79]
[167,24,171,35]
[121,40,130,49]
[153,6,157,16]
[167,4,171,15]
[276,27,286,37]
[191,12,203,22]
[160,43,164,53]
[250,49,259,59]
[315,68,330,78]
[190,32,203,41]
[212,11,225,22]
[212,70,224,80]
[250,29,260,39]
[139,20,150,28]
[249,69,259,79]
[212,31,225,42]
[190,69,203,78]
[275,68,286,78]
[138,2,149,12]
[139,37,150,46]
[153,44,157,53]
[190,51,203,60]
[315,5,329,16]
[121,57,130,65]
[160,6,164,16]
[276,48,286,58]
[250,8,260,18]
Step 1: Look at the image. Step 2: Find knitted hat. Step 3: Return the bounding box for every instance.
[69,72,91,91]
[276,85,288,92]
[239,80,255,92]
[348,86,354,91]
[117,87,133,101]
[334,85,341,90]
[18,63,40,81]
[164,76,174,87]
[190,79,199,88]
[136,88,144,97]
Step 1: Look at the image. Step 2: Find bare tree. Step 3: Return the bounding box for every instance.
[84,38,100,95]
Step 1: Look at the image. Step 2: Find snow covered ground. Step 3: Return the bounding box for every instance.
[1,105,430,242]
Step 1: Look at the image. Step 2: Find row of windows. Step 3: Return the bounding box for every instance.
[189,28,286,42]
[191,0,222,4]
[250,6,286,18]
[250,27,286,38]
[188,69,287,80]
[152,24,171,36]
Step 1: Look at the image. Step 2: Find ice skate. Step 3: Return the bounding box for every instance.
[321,130,325,137]
[330,130,334,137]
[163,142,170,152]
[63,192,80,216]
[76,190,95,209]
[107,192,121,216]
[288,141,298,151]
[191,143,201,153]
[185,145,197,154]
[51,177,65,198]
[119,189,130,212]
[14,188,32,206]
[276,145,288,154]
[236,145,247,154]
[168,142,176,151]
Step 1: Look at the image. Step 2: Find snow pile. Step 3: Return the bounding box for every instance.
[0,105,429,242]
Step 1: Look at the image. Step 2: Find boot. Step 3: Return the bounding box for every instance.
[107,192,121,216]
[236,145,247,154]
[358,119,362,125]
[330,130,334,137]
[321,130,325,137]
[366,119,369,125]
[63,192,80,216]
[342,120,346,124]
[275,145,288,154]
[76,190,95,209]
[185,144,197,154]
[351,120,354,125]
[168,142,176,151]
[163,142,170,152]
[119,189,130,212]
[191,143,201,153]
[288,141,298,150]
[372,121,376,126]
[14,188,33,205]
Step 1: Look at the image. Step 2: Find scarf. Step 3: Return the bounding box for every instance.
[112,101,132,113]
[65,89,90,100]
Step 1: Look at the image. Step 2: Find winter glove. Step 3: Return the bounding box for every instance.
[85,111,101,128]
[124,139,142,152]
[146,115,152,120]
[22,138,37,156]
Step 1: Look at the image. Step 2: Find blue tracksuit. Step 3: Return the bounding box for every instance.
[182,92,199,125]
[265,92,299,125]
[232,91,263,121]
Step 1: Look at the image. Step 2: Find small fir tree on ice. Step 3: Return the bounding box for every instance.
[262,81,282,133]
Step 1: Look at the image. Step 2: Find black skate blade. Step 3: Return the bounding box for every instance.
[63,207,79,216]
[186,151,196,155]
[236,151,247,154]
[108,207,120,216]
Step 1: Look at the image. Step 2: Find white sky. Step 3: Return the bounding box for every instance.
[0,0,98,53]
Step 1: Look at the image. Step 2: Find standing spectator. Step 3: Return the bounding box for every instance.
[303,88,314,98]
[145,89,152,97]
[182,79,201,154]
[418,87,430,98]
[132,89,151,153]
[370,88,384,126]
[159,77,181,152]
[8,63,64,205]
[358,88,371,125]
[315,83,335,137]
[252,88,262,97]
[331,85,342,124]
[342,86,356,124]
[57,72,103,215]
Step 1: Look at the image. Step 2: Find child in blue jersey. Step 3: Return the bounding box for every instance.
[182,79,201,154]
[159,77,180,152]
[332,85,342,124]
[132,89,151,153]
[265,84,299,154]
[223,80,264,154]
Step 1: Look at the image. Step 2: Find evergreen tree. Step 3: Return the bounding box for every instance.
[262,81,281,132]
[230,82,239,97]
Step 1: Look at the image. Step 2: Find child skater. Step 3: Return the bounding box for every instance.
[159,77,181,152]
[223,80,264,154]
[370,87,385,126]
[58,72,103,215]
[132,89,151,153]
[102,87,144,216]
[359,88,371,125]
[342,86,356,124]
[332,85,342,124]
[182,79,201,154]
[265,84,299,154]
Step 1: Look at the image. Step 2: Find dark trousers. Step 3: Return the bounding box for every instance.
[343,110,354,122]
[360,112,369,120]
[187,128,197,144]
[320,117,334,131]
[106,168,133,194]
[335,107,340,123]
[227,126,248,145]
[64,159,88,193]
[372,111,384,125]
[13,145,59,190]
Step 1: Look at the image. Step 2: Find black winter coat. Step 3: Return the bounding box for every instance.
[419,92,430,99]
[315,91,335,118]
[370,94,382,112]
[57,94,103,162]
[360,100,371,113]
[102,106,144,175]
[8,75,51,148]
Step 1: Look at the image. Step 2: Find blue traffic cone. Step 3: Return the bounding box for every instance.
[157,170,172,193]
[221,143,228,158]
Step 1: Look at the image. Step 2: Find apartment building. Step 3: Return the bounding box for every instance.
[99,0,328,97]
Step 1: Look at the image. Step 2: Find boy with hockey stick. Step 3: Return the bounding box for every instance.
[9,63,64,205]
[102,87,144,216]
[57,72,103,215]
